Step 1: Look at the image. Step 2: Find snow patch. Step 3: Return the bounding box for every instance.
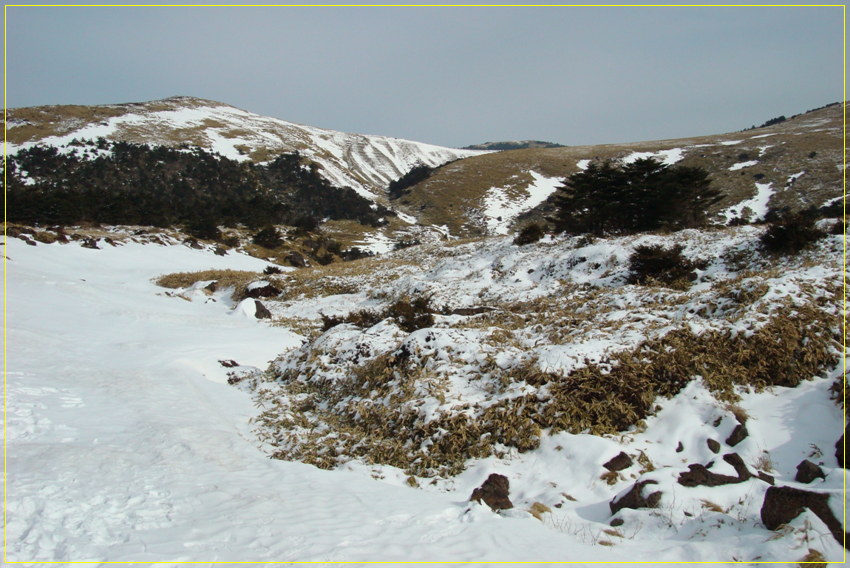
[621,148,685,166]
[723,182,774,222]
[728,160,758,171]
[482,170,564,235]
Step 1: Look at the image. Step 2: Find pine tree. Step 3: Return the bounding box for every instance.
[549,158,723,236]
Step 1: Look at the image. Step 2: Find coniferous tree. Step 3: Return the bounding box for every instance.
[549,158,723,236]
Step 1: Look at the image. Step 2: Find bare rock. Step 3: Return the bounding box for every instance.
[757,471,775,485]
[610,480,662,515]
[706,439,721,454]
[470,473,513,511]
[603,451,633,472]
[254,300,272,320]
[678,453,757,487]
[725,424,748,447]
[761,486,848,549]
[795,460,826,484]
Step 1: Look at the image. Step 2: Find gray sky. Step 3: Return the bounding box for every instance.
[6,5,844,148]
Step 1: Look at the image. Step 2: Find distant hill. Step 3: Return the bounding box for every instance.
[394,103,846,236]
[2,96,484,203]
[462,140,566,151]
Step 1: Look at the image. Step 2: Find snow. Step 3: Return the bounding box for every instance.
[787,171,805,184]
[728,160,759,171]
[5,226,846,564]
[481,170,564,235]
[576,159,591,171]
[722,183,775,222]
[621,148,685,166]
[719,140,744,146]
[394,210,418,225]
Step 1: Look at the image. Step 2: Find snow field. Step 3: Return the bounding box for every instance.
[5,223,847,564]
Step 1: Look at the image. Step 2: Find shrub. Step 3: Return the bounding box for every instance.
[387,296,435,333]
[760,213,827,254]
[321,309,384,331]
[341,247,374,262]
[393,239,421,251]
[263,265,283,275]
[388,163,435,200]
[187,218,222,241]
[253,226,283,249]
[549,158,724,236]
[513,222,546,245]
[627,244,703,289]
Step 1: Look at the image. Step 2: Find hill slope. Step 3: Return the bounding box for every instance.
[3,96,484,202]
[394,103,846,236]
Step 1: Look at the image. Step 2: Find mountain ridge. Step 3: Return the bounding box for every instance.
[3,96,484,203]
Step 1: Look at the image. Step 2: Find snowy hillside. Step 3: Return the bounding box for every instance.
[3,97,484,201]
[5,219,846,564]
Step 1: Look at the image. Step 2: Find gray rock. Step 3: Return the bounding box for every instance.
[254,300,272,319]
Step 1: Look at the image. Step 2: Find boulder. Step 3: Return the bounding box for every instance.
[80,237,100,249]
[795,460,826,484]
[725,424,748,447]
[837,425,846,469]
[254,300,272,320]
[470,473,513,511]
[676,442,684,453]
[706,439,721,454]
[610,480,662,515]
[761,486,848,549]
[678,453,765,488]
[603,451,633,472]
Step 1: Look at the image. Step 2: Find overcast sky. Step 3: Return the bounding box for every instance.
[6,5,844,148]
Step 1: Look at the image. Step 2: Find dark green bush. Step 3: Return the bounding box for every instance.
[760,213,827,254]
[253,226,284,249]
[549,158,724,236]
[627,244,703,289]
[387,297,435,333]
[513,222,546,245]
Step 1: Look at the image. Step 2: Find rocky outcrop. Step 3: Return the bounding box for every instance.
[603,452,633,472]
[725,424,748,447]
[610,480,662,515]
[254,300,272,319]
[795,460,825,484]
[761,486,848,549]
[470,474,513,511]
[678,453,772,487]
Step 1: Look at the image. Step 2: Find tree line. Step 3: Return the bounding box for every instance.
[4,139,394,230]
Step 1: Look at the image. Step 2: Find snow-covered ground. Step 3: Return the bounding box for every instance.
[4,227,847,565]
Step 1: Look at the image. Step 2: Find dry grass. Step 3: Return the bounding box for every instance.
[797,548,828,568]
[753,450,775,473]
[700,499,726,514]
[528,502,552,521]
[251,291,838,478]
[154,269,261,301]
